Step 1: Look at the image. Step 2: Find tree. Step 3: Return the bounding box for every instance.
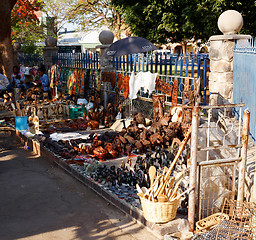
[12,0,44,55]
[0,0,42,77]
[112,0,256,45]
[0,0,17,77]
[41,0,73,38]
[68,0,126,40]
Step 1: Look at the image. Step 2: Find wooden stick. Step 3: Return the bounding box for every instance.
[155,126,192,197]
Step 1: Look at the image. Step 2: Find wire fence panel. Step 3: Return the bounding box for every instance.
[196,104,246,221]
[198,162,237,220]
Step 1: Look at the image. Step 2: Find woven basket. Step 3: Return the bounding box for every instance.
[196,213,229,232]
[140,197,180,223]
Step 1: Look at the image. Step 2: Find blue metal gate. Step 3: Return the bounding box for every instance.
[233,40,256,140]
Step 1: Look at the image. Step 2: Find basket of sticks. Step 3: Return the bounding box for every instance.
[137,127,192,223]
[139,195,180,223]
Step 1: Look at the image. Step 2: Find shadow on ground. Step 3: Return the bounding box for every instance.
[0,131,156,240]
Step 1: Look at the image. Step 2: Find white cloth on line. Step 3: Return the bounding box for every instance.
[129,71,158,100]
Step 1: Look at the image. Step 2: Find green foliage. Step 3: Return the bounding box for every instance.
[67,0,125,39]
[12,21,46,55]
[112,0,256,44]
[42,0,73,37]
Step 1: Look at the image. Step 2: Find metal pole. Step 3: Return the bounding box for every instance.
[237,109,250,202]
[188,105,199,232]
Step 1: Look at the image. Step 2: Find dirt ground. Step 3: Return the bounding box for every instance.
[0,131,158,240]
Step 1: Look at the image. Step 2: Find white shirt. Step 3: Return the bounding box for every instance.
[0,73,9,90]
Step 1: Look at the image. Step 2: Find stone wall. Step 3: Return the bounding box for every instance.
[209,35,251,106]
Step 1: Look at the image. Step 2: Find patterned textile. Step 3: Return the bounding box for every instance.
[67,68,73,95]
[172,79,179,106]
[80,69,86,95]
[95,70,101,92]
[117,73,123,90]
[50,65,55,88]
[123,75,129,99]
[76,69,81,96]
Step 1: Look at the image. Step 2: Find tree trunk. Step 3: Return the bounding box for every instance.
[0,0,17,78]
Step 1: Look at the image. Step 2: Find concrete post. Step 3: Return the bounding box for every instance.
[96,30,114,108]
[208,10,251,107]
[43,36,58,70]
[43,47,58,70]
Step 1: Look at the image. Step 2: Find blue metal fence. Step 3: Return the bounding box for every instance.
[54,52,99,69]
[54,51,209,105]
[234,39,256,140]
[113,52,209,105]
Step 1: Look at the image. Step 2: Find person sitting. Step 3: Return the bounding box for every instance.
[7,65,25,92]
[0,69,9,98]
[25,68,36,89]
[37,67,51,99]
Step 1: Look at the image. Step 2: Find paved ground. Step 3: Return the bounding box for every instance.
[0,131,158,240]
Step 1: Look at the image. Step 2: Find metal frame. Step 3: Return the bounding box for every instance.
[188,103,250,232]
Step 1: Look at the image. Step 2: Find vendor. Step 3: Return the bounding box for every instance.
[25,68,36,89]
[37,67,51,99]
[0,69,9,97]
[7,65,25,92]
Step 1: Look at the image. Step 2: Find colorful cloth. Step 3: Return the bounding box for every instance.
[95,70,101,92]
[67,69,73,95]
[50,65,55,88]
[172,79,179,106]
[123,75,129,99]
[76,69,81,96]
[80,69,86,96]
[117,73,123,90]
[71,69,77,95]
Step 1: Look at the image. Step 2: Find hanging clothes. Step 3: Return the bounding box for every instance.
[123,75,129,99]
[67,68,73,95]
[50,65,55,89]
[117,73,123,90]
[85,69,91,96]
[129,71,158,100]
[101,72,116,89]
[172,79,179,106]
[56,66,62,93]
[76,69,81,96]
[63,68,69,94]
[80,69,86,96]
[71,69,77,95]
[95,70,101,92]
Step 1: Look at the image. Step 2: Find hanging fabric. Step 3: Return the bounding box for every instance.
[117,73,123,90]
[123,75,129,99]
[80,69,86,96]
[56,66,62,93]
[85,69,91,96]
[50,65,55,89]
[71,69,77,95]
[101,72,116,89]
[67,68,73,95]
[129,71,157,100]
[172,79,179,106]
[95,70,101,92]
[115,88,119,107]
[63,68,69,94]
[76,69,81,96]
